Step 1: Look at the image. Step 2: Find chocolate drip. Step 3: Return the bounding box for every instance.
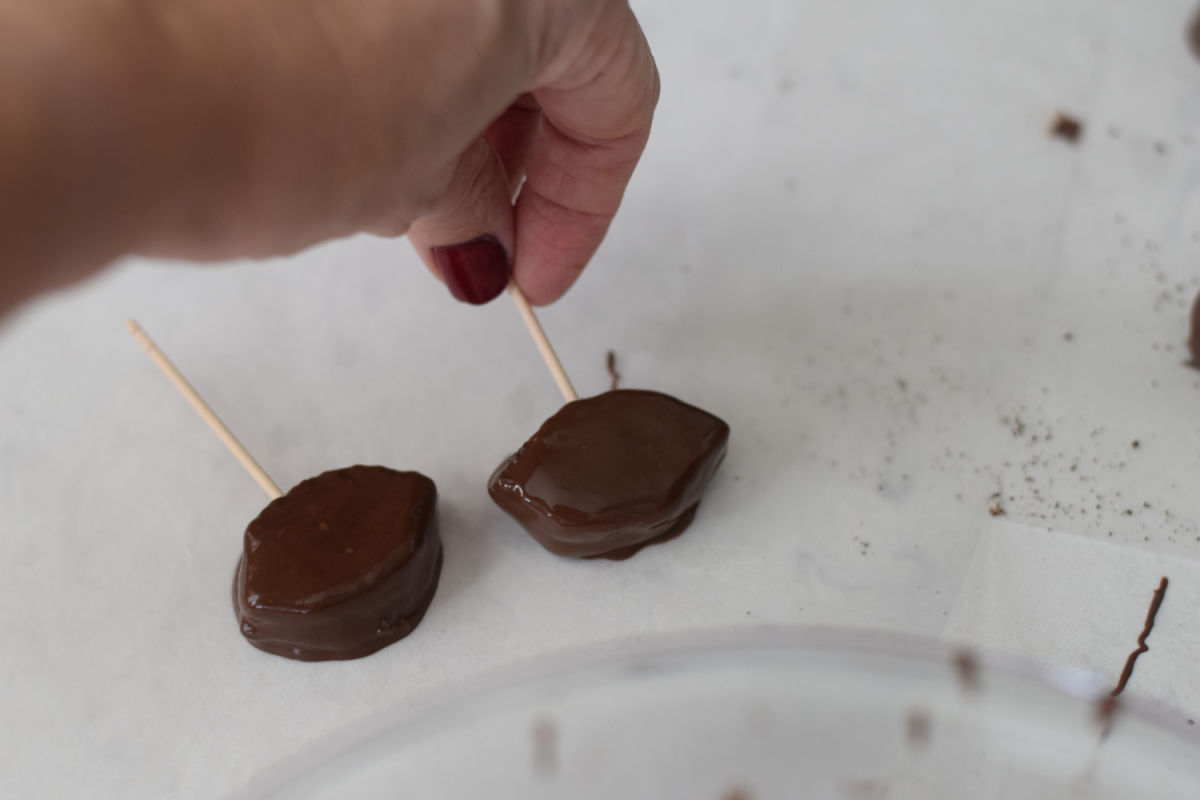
[606,350,621,391]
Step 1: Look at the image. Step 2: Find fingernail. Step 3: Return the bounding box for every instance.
[432,235,510,305]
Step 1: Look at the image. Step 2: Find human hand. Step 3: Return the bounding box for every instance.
[0,0,659,313]
[407,1,661,305]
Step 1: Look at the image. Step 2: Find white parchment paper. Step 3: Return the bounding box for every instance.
[2,0,1199,796]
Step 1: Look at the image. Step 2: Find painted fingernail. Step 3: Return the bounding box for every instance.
[432,235,510,305]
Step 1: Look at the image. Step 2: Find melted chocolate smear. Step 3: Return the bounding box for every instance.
[953,649,980,693]
[234,466,442,661]
[597,503,697,561]
[606,350,621,391]
[1050,112,1083,143]
[1096,695,1121,740]
[489,390,730,559]
[1187,290,1200,368]
[1110,576,1169,697]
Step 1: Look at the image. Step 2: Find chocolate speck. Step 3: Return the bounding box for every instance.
[953,649,980,692]
[1050,112,1083,143]
[1131,440,1140,449]
[906,709,931,748]
[989,502,1005,517]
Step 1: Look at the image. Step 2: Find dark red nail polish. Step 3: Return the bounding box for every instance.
[432,235,510,305]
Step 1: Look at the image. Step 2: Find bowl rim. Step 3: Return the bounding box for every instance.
[232,626,1198,799]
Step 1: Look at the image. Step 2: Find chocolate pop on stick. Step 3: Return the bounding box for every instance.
[126,321,442,661]
[492,294,730,560]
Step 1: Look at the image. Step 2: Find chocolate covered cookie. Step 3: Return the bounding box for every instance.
[234,466,442,661]
[489,390,729,559]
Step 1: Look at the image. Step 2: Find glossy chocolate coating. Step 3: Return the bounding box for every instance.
[234,466,442,661]
[489,390,730,559]
[1189,290,1200,367]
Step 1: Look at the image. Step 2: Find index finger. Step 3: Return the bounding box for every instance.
[512,0,659,305]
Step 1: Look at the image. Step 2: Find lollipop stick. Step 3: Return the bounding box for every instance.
[126,320,283,500]
[507,283,578,403]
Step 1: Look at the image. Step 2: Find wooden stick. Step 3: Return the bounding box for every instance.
[126,320,283,500]
[507,283,578,402]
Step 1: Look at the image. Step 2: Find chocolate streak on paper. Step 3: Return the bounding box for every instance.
[1110,577,1169,697]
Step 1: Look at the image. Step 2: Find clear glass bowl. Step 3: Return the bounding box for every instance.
[241,630,1200,799]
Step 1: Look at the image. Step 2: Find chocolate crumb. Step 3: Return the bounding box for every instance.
[1131,440,1140,449]
[953,649,980,692]
[605,350,621,391]
[988,502,1005,517]
[1049,112,1083,143]
[906,709,931,748]
[1110,577,1169,697]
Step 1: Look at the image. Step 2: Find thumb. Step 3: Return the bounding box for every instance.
[407,137,515,305]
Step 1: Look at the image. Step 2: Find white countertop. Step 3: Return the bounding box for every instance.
[3,0,1200,796]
